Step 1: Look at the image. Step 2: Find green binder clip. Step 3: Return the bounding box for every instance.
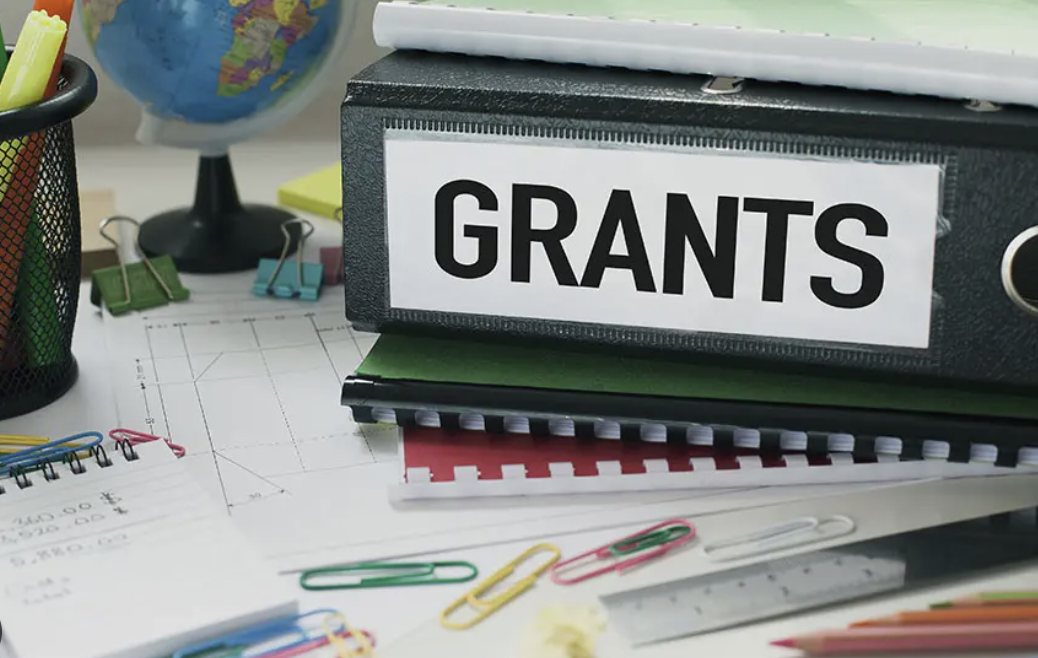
[90,216,190,317]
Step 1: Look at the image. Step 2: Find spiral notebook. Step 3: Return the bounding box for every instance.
[0,441,297,658]
[373,0,1038,108]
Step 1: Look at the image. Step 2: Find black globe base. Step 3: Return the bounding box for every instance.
[137,153,300,274]
[139,203,299,274]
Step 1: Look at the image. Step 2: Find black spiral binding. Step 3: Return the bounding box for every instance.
[117,439,140,462]
[351,404,1037,469]
[0,441,139,495]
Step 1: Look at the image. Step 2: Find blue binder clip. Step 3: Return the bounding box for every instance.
[253,218,324,301]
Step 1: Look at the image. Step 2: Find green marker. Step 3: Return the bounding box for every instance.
[0,15,9,83]
[16,209,63,367]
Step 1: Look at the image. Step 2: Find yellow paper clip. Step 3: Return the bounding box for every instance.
[322,611,375,657]
[0,434,91,457]
[440,543,561,630]
[0,434,50,454]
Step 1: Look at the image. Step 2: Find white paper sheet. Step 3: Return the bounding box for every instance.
[378,474,1038,658]
[100,268,892,572]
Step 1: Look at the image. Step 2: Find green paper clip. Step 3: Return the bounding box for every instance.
[609,524,693,557]
[299,561,478,591]
[89,216,189,316]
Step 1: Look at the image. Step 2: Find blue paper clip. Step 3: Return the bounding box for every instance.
[253,219,323,301]
[0,431,103,476]
[170,609,372,658]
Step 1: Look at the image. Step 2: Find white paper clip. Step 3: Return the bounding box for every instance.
[700,515,856,563]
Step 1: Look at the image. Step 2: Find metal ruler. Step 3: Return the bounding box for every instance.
[600,508,1038,647]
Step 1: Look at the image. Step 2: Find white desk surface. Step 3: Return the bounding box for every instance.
[2,139,1037,658]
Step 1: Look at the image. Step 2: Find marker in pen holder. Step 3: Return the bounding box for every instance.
[0,50,98,420]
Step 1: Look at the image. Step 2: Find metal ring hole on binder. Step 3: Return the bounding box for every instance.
[1001,226,1038,317]
[700,76,745,95]
[964,99,1002,113]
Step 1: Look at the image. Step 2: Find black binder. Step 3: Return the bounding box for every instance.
[341,51,1038,391]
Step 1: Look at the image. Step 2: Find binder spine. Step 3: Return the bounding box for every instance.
[0,441,140,496]
[347,114,949,374]
[348,403,1038,470]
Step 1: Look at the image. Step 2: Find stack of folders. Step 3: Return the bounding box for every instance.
[339,1,1038,500]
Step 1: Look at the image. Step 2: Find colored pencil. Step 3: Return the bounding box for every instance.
[771,622,1038,655]
[852,605,1038,627]
[932,591,1038,609]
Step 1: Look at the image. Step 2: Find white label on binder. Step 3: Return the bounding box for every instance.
[384,132,942,348]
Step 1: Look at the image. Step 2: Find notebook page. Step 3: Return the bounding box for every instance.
[0,441,297,658]
[417,0,1038,57]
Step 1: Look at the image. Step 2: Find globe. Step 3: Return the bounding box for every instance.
[75,0,358,273]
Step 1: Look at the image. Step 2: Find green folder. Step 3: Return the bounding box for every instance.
[357,334,1038,421]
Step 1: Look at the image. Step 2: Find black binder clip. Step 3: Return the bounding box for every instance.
[253,218,323,301]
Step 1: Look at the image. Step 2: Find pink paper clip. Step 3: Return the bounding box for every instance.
[108,428,186,458]
[550,519,695,585]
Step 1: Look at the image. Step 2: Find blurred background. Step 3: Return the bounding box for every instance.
[0,0,389,146]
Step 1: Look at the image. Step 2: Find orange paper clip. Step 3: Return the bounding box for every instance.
[551,519,695,585]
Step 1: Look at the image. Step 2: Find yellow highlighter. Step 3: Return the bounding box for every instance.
[0,10,67,196]
[0,10,68,112]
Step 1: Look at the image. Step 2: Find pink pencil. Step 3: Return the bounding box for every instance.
[772,622,1038,655]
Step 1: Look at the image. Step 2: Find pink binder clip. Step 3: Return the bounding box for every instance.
[550,519,695,585]
[319,247,343,286]
[108,428,186,458]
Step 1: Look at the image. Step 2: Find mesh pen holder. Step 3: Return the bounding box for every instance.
[0,50,98,420]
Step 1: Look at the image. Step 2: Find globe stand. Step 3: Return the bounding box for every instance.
[137,153,300,274]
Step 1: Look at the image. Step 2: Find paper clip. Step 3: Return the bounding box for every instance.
[700,515,856,563]
[300,560,477,591]
[253,218,324,301]
[0,434,54,454]
[108,428,186,458]
[441,543,561,630]
[323,611,375,657]
[0,431,103,476]
[170,609,375,658]
[550,519,695,585]
[262,627,372,658]
[90,216,190,316]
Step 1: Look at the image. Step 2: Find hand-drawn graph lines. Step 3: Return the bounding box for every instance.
[124,292,378,512]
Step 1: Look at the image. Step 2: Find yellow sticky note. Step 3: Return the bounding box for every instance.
[277,163,342,220]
